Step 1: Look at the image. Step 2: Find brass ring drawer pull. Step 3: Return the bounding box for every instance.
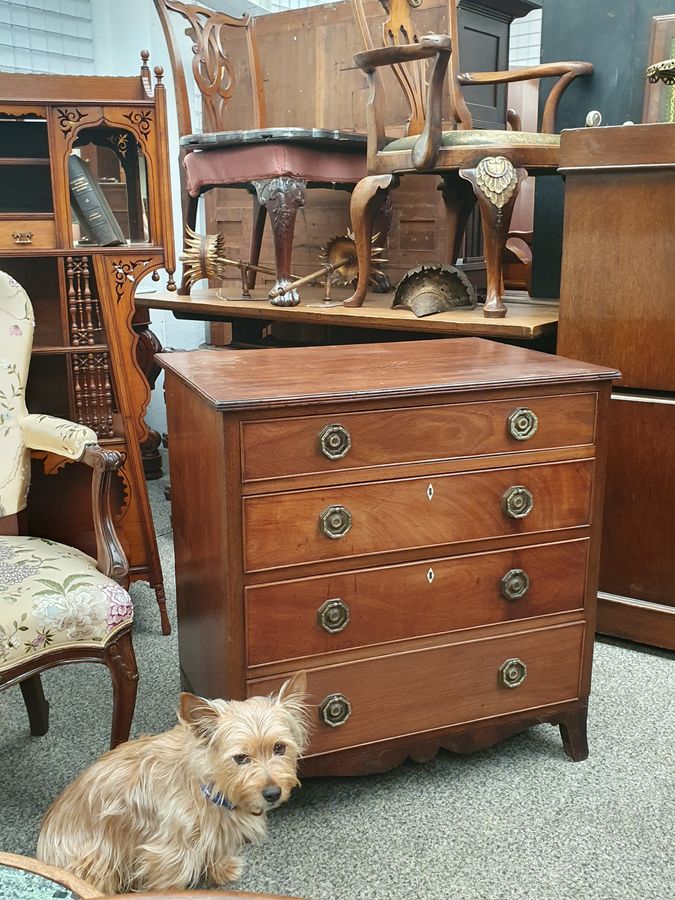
[12,231,33,245]
[319,504,352,539]
[319,693,352,727]
[507,407,538,440]
[498,657,527,688]
[501,568,530,601]
[502,485,534,519]
[317,598,350,633]
[318,423,351,460]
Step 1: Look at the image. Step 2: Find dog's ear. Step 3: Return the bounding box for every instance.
[275,672,309,753]
[179,692,220,741]
[276,670,307,705]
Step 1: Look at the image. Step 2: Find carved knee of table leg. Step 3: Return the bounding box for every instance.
[459,158,526,319]
[344,174,397,308]
[254,177,306,307]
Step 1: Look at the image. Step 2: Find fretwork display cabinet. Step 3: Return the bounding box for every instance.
[0,55,176,634]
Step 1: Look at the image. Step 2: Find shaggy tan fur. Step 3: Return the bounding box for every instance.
[37,672,308,894]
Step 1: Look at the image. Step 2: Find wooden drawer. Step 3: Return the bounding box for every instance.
[0,217,56,249]
[248,622,584,755]
[241,393,597,482]
[243,460,594,572]
[246,539,589,667]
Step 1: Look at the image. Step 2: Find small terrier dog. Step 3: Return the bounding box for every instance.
[37,672,308,894]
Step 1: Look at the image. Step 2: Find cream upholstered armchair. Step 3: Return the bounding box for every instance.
[0,270,138,749]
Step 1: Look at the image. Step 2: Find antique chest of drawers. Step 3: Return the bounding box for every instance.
[158,338,617,776]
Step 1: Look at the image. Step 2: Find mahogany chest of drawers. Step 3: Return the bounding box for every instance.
[159,338,616,776]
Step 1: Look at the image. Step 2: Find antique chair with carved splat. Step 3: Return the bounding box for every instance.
[346,0,592,316]
[0,270,138,749]
[153,0,370,305]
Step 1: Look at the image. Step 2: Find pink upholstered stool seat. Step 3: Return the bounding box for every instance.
[183,134,367,196]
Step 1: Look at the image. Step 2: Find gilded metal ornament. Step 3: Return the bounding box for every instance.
[392,263,476,318]
[475,156,518,208]
[270,228,387,304]
[646,58,675,85]
[179,226,293,296]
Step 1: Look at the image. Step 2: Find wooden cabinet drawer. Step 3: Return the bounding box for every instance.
[249,623,584,755]
[246,539,589,667]
[241,393,597,482]
[243,460,594,572]
[0,217,56,249]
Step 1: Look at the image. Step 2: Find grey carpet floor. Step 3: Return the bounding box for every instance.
[1,467,674,900]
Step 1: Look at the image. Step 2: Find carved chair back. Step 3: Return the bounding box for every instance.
[352,0,474,136]
[152,0,266,136]
[0,271,34,519]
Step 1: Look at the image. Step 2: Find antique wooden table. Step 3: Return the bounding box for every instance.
[159,337,616,777]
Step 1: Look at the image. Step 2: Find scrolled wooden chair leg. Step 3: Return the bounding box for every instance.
[460,158,527,318]
[344,174,397,308]
[105,629,139,749]
[19,674,50,737]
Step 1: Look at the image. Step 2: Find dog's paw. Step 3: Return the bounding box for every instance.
[211,855,244,884]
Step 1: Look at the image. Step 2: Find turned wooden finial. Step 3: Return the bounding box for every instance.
[140,50,152,96]
[154,66,164,84]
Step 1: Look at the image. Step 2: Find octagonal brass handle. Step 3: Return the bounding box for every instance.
[318,423,351,460]
[319,504,352,539]
[502,485,534,519]
[501,568,530,601]
[318,598,350,634]
[498,657,527,689]
[319,693,352,727]
[507,407,539,441]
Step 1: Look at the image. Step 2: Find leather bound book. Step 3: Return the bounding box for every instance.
[68,154,126,247]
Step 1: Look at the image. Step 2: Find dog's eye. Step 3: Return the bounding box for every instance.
[233,754,250,765]
[272,743,286,756]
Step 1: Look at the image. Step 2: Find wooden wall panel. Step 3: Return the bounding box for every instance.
[204,0,534,284]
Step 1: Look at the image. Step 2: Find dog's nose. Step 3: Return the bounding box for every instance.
[262,785,282,804]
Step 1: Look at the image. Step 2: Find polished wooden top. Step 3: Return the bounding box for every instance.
[559,123,675,171]
[157,337,618,411]
[138,287,559,340]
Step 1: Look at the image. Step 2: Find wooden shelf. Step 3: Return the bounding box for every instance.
[31,343,108,355]
[0,157,50,166]
[138,285,559,341]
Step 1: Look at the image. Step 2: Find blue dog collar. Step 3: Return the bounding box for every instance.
[201,783,236,810]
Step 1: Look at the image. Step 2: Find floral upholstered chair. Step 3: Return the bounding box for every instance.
[0,270,138,749]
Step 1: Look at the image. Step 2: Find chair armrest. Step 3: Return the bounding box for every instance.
[354,34,451,72]
[354,35,452,170]
[21,415,129,584]
[21,414,97,459]
[81,445,130,584]
[458,62,593,133]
